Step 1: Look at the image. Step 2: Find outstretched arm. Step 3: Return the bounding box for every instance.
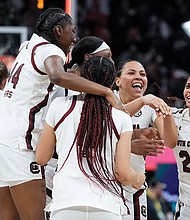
[44,55,125,112]
[124,94,172,117]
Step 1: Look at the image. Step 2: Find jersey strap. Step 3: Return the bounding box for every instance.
[31,42,50,75]
[54,96,77,131]
[110,106,120,140]
[25,83,54,150]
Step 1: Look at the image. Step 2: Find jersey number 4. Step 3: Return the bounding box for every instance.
[9,62,24,89]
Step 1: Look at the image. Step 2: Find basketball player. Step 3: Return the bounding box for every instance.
[173,75,190,220]
[114,60,178,220]
[36,56,146,220]
[0,7,169,219]
[0,8,128,220]
[44,37,170,216]
[45,35,113,217]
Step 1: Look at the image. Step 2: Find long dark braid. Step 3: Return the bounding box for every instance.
[35,7,73,46]
[75,56,125,201]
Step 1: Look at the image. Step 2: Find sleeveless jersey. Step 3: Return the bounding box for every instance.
[114,91,157,173]
[0,33,66,150]
[114,91,157,197]
[45,94,133,215]
[172,107,190,206]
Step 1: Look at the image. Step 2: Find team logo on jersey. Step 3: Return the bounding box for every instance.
[141,205,147,217]
[30,162,40,174]
[46,211,50,220]
[134,110,142,117]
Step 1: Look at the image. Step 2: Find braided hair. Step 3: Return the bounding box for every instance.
[75,56,125,201]
[36,7,73,46]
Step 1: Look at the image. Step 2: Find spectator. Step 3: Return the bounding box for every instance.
[147,179,173,220]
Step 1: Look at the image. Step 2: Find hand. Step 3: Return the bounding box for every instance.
[106,90,130,114]
[142,94,172,117]
[132,172,146,189]
[131,139,165,156]
[132,127,160,140]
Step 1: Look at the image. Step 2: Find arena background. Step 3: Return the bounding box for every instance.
[1,0,189,209]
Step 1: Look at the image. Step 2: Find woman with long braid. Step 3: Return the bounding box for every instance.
[36,56,146,220]
[0,8,128,220]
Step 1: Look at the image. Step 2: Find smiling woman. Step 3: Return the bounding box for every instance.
[113,59,177,220]
[0,7,126,220]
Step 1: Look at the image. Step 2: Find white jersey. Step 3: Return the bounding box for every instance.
[172,108,190,206]
[114,91,157,174]
[0,90,3,98]
[45,94,133,215]
[114,91,157,219]
[0,33,66,151]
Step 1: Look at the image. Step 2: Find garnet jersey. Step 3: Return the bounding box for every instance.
[172,108,190,206]
[0,33,66,150]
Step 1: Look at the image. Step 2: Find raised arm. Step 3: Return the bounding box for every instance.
[124,94,172,117]
[154,114,178,149]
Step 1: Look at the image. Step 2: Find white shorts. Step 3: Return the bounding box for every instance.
[175,200,190,220]
[51,206,125,220]
[123,187,147,220]
[0,144,44,187]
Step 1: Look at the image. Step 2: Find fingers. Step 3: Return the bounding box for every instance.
[144,95,172,117]
[145,140,165,156]
[142,127,160,140]
[146,147,165,156]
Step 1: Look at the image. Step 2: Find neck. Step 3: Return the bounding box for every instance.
[119,90,132,104]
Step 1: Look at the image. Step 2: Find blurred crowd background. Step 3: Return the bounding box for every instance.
[1,0,188,217]
[1,0,190,106]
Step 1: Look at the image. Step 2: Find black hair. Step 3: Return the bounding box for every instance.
[66,36,104,68]
[75,57,126,203]
[80,56,115,86]
[36,7,73,46]
[112,59,139,90]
